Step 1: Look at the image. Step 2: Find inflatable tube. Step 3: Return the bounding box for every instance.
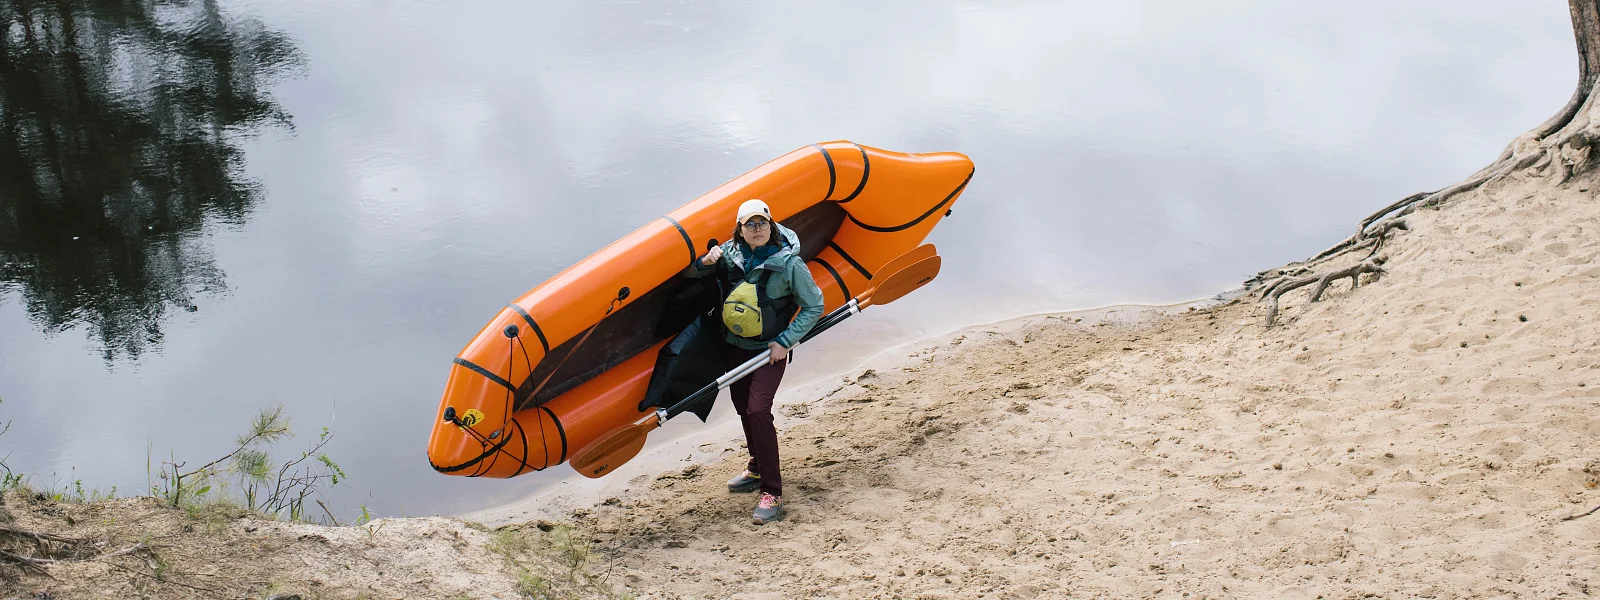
[426,141,974,478]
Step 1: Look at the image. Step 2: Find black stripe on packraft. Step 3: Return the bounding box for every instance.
[452,357,514,392]
[811,143,837,201]
[845,169,972,233]
[839,143,870,203]
[429,430,515,473]
[662,216,696,268]
[509,419,532,476]
[505,303,549,354]
[827,241,873,280]
[543,406,568,463]
[810,258,850,302]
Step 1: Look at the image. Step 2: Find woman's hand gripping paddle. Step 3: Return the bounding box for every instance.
[569,247,941,479]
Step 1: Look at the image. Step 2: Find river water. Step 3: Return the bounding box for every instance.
[0,0,1575,519]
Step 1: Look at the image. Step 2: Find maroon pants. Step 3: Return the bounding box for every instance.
[725,344,786,497]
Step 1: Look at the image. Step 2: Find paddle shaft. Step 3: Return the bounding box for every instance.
[653,251,938,422]
[569,252,940,478]
[656,297,862,422]
[653,244,934,422]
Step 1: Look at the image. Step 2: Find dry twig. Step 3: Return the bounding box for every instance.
[1562,504,1600,521]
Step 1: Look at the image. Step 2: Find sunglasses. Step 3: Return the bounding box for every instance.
[741,219,771,230]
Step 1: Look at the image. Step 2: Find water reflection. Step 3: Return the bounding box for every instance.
[0,0,301,360]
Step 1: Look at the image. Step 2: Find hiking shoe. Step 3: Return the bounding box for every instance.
[752,493,783,525]
[727,470,761,493]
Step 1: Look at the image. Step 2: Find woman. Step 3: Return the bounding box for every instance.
[682,198,824,525]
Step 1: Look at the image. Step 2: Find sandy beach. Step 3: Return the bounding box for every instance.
[555,170,1600,599]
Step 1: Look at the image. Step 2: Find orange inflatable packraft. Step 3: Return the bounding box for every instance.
[427,141,974,477]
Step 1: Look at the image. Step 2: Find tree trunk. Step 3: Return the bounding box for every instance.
[1250,0,1600,325]
[1398,0,1600,216]
[1537,0,1600,140]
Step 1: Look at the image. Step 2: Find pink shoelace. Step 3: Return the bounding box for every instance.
[758,493,780,509]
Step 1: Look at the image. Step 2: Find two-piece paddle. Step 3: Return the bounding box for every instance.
[569,248,941,478]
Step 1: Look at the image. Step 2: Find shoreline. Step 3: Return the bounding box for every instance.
[462,290,1242,526]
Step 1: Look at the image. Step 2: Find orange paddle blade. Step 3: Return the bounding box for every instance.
[570,414,660,479]
[860,255,940,310]
[855,244,936,304]
[882,244,936,277]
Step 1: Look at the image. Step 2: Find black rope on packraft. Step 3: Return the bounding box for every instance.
[448,322,541,477]
[448,287,632,474]
[474,325,522,477]
[524,287,631,405]
[500,324,519,433]
[511,331,549,472]
[442,405,534,474]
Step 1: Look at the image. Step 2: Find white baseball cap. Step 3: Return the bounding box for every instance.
[736,199,773,225]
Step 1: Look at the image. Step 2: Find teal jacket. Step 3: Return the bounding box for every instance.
[681,223,825,350]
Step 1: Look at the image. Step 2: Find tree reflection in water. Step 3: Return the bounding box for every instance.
[0,0,301,361]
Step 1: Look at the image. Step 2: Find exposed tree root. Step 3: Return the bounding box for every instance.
[1261,257,1387,326]
[0,549,51,576]
[98,557,224,595]
[1247,0,1600,325]
[0,524,80,547]
[1253,215,1405,327]
[0,524,87,562]
[0,522,111,578]
[1,515,213,592]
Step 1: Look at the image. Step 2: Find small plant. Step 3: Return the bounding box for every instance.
[32,469,117,504]
[82,484,117,503]
[154,406,292,507]
[152,405,345,523]
[0,398,19,494]
[153,555,170,582]
[244,425,345,522]
[183,495,246,533]
[488,528,533,559]
[486,524,630,599]
[515,568,551,599]
[546,525,592,573]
